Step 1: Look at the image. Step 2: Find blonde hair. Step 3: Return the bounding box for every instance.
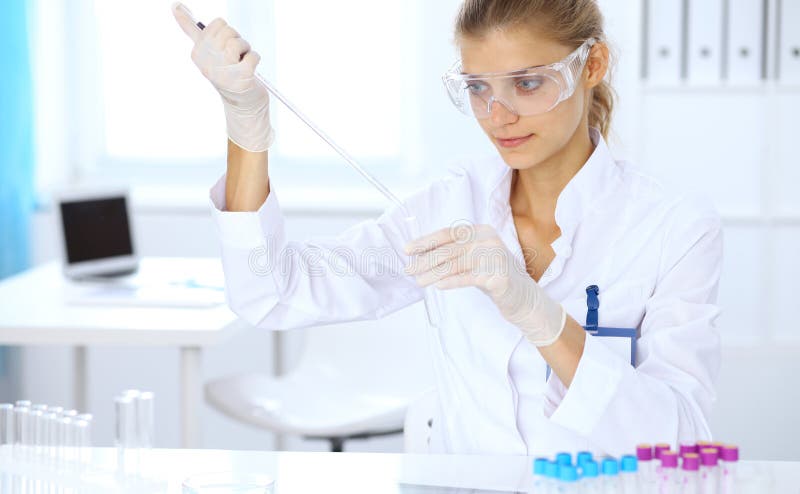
[454,0,615,139]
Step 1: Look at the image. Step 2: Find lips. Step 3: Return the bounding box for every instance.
[496,133,534,148]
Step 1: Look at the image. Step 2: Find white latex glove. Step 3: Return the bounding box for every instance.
[404,224,566,346]
[173,3,274,153]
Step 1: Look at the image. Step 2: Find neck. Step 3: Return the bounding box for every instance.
[510,126,595,222]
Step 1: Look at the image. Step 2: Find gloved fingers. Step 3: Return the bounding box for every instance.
[211,25,240,52]
[405,241,466,276]
[434,271,484,290]
[413,253,470,287]
[224,37,251,64]
[172,3,201,43]
[203,18,228,39]
[404,226,458,255]
[241,50,261,72]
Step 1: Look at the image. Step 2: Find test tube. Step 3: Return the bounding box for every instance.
[73,418,91,465]
[136,392,155,449]
[636,444,655,485]
[699,447,720,494]
[404,215,443,327]
[720,445,739,494]
[558,464,579,493]
[580,460,600,493]
[576,451,593,468]
[679,442,699,457]
[43,411,58,462]
[543,461,559,492]
[13,405,30,460]
[0,404,13,457]
[620,455,639,493]
[58,415,73,463]
[115,394,136,470]
[680,453,700,492]
[31,409,45,457]
[654,443,671,460]
[658,451,679,492]
[601,457,620,493]
[532,458,548,490]
[556,451,573,467]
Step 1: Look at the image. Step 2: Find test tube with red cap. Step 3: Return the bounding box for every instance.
[654,443,671,460]
[636,444,657,486]
[680,453,700,493]
[699,447,720,494]
[658,450,679,492]
[720,445,739,494]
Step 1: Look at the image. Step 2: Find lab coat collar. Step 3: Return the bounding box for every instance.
[486,128,620,260]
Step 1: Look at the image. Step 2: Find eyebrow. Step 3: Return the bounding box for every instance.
[461,63,547,77]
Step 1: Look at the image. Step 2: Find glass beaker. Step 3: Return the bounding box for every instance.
[182,472,275,494]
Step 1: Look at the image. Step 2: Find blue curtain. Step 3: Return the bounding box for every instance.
[0,0,34,382]
[0,0,35,280]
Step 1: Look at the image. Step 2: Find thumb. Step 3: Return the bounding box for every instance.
[172,2,202,43]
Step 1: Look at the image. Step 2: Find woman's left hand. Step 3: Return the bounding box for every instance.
[404,223,566,346]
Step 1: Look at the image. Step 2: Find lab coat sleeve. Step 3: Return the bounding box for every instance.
[545,196,723,456]
[209,174,424,330]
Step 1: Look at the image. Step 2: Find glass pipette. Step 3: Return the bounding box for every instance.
[179,4,441,326]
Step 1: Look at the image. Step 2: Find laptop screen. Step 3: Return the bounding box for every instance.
[59,197,133,264]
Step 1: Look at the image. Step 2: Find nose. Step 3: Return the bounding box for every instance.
[487,97,518,126]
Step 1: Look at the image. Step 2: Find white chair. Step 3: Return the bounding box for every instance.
[403,388,438,453]
[205,314,433,452]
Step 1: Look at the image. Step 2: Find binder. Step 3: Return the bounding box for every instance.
[778,0,800,84]
[687,0,723,84]
[645,0,684,84]
[725,0,765,84]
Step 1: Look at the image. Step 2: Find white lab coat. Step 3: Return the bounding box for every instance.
[209,128,723,457]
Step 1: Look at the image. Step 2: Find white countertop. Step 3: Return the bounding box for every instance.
[1,447,798,493]
[0,258,243,346]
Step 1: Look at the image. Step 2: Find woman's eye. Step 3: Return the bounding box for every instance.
[516,78,543,93]
[466,82,489,95]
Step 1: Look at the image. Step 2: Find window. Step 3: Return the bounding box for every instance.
[32,0,493,198]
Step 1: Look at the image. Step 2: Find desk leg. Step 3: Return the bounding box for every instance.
[74,346,88,412]
[180,346,202,448]
[273,331,285,451]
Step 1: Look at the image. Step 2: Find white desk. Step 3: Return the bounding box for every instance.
[0,258,246,448]
[0,447,798,493]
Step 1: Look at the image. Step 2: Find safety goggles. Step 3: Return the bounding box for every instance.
[442,38,596,119]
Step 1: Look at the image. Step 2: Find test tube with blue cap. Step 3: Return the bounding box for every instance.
[620,454,639,493]
[532,457,548,489]
[173,3,443,328]
[580,460,601,494]
[558,464,580,493]
[601,457,620,493]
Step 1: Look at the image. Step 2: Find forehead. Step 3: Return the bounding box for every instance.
[458,27,573,74]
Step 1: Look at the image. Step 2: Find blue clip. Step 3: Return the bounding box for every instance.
[585,285,599,330]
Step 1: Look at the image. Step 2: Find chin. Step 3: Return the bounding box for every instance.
[497,147,539,170]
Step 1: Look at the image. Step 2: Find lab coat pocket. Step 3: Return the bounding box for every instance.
[595,278,651,330]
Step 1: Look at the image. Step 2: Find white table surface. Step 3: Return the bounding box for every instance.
[1,447,798,493]
[0,258,239,346]
[0,258,247,448]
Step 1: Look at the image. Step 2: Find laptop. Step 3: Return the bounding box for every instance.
[56,187,224,308]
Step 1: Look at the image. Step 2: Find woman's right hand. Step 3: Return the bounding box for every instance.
[172,3,273,153]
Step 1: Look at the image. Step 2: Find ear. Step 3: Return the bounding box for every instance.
[584,41,609,89]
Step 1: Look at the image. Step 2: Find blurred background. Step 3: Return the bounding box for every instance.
[1,0,799,458]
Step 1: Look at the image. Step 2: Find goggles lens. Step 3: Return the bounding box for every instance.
[443,38,595,119]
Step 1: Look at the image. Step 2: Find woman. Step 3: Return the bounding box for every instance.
[173,0,722,456]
